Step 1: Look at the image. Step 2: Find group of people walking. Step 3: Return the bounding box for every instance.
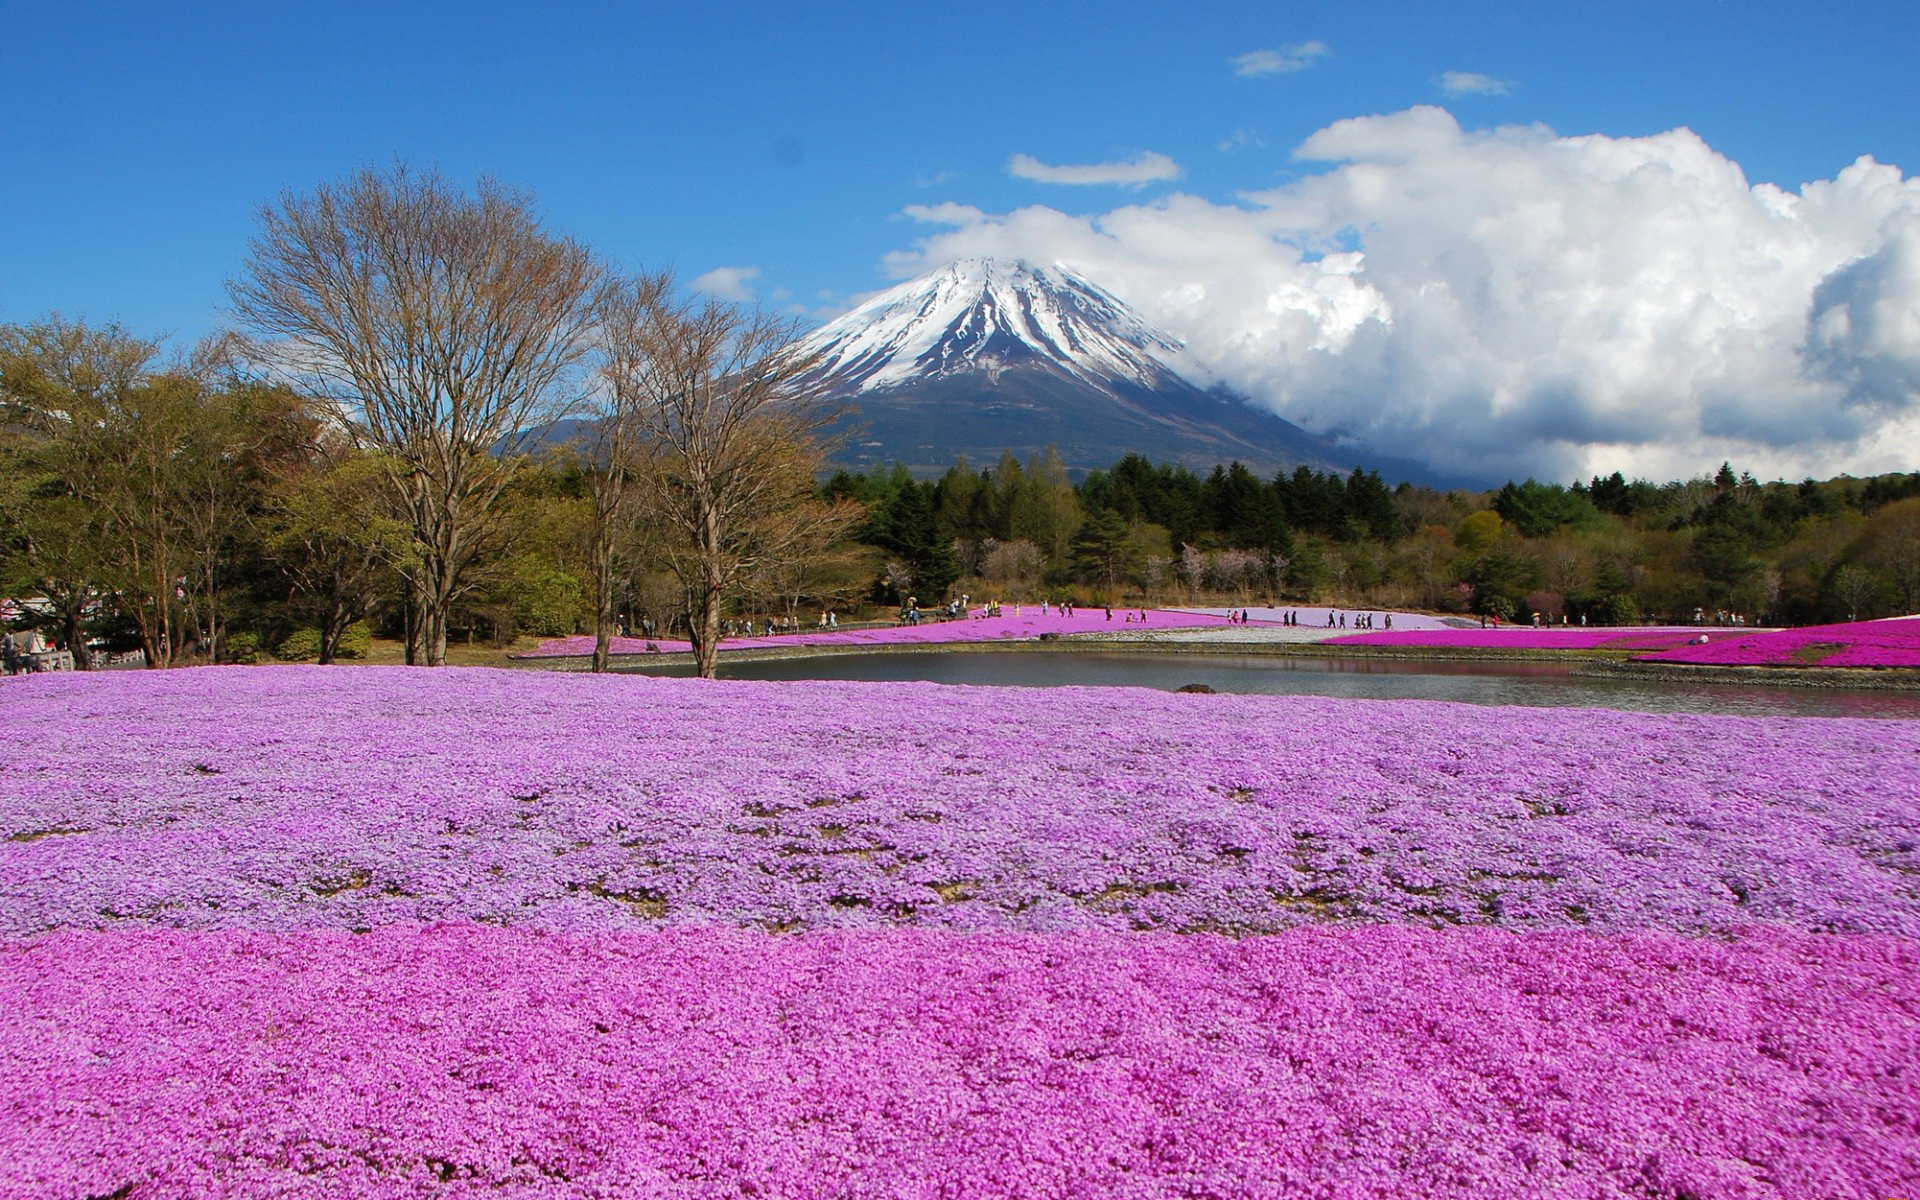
[1,630,65,674]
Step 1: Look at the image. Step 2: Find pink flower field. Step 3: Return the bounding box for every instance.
[1634,617,1920,668]
[2,666,1917,1197]
[517,606,1236,658]
[1331,627,1705,651]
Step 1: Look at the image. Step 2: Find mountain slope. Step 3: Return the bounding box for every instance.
[799,259,1416,479]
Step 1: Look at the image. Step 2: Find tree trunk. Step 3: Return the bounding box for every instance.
[425,600,449,667]
[591,537,615,674]
[317,600,352,666]
[403,584,420,666]
[689,580,724,679]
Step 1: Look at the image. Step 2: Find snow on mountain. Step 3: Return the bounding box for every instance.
[792,257,1454,484]
[795,258,1203,397]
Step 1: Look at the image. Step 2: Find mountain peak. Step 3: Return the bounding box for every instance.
[799,258,1427,482]
[796,257,1192,395]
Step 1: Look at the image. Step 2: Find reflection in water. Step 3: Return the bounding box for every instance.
[619,649,1920,719]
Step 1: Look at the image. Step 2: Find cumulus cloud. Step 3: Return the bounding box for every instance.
[1007,152,1182,187]
[882,106,1920,483]
[690,266,761,302]
[1232,42,1329,77]
[1440,70,1514,97]
[1804,214,1920,418]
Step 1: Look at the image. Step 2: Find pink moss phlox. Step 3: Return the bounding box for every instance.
[517,607,1244,658]
[5,923,1917,1199]
[4,667,1917,938]
[1332,627,1704,650]
[1634,617,1920,668]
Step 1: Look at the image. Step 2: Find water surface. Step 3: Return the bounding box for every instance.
[620,649,1920,719]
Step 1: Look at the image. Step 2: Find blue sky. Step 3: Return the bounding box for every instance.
[6,1,1919,481]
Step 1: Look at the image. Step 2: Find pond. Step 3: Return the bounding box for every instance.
[618,648,1920,719]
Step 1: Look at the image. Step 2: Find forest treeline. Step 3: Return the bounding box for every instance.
[830,450,1920,629]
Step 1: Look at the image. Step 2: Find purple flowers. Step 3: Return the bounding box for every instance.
[3,666,1918,1196]
[5,667,1917,938]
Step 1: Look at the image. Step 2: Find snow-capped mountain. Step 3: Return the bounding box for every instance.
[796,258,1199,400]
[800,258,1410,479]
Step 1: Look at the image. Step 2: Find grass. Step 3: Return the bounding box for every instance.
[350,636,547,668]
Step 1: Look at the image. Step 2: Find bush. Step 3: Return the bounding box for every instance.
[274,628,323,662]
[336,621,374,660]
[224,631,263,665]
[1598,593,1642,626]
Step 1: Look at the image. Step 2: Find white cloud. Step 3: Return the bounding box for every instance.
[901,202,986,226]
[1007,152,1182,187]
[1217,128,1265,154]
[883,107,1920,483]
[690,265,761,303]
[1440,70,1515,97]
[1232,41,1330,77]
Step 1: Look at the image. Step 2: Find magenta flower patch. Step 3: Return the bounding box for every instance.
[1635,617,1920,668]
[1332,627,1704,650]
[517,606,1237,658]
[6,924,1916,1199]
[4,666,1918,1196]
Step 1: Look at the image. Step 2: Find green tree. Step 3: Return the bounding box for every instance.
[1071,508,1131,597]
[872,480,960,600]
[1492,479,1600,538]
[264,445,413,664]
[1,317,305,666]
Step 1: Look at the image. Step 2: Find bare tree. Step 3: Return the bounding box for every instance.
[980,538,1043,591]
[579,271,672,672]
[230,163,603,665]
[1142,554,1173,603]
[610,287,843,678]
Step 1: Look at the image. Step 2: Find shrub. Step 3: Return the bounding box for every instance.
[274,628,323,662]
[336,621,374,660]
[1598,593,1642,627]
[224,631,262,665]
